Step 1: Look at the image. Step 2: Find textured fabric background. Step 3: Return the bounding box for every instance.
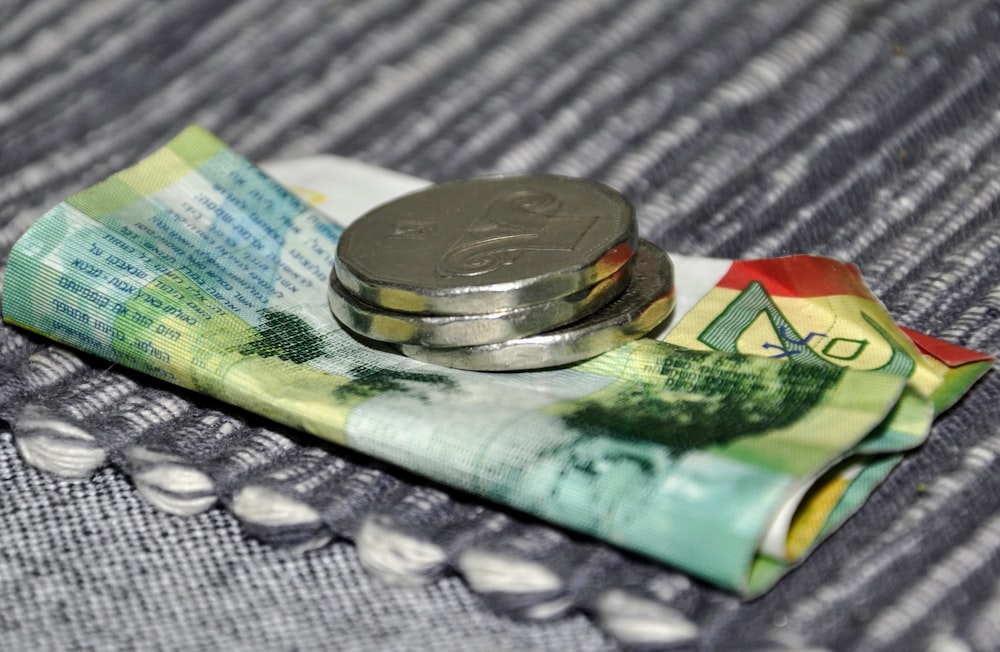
[2,1,1000,650]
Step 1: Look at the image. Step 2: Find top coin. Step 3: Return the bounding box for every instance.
[334,175,637,314]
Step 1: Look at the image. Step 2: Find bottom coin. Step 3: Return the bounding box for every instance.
[398,240,674,371]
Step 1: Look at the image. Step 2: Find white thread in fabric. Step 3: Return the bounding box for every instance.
[927,632,977,652]
[356,516,448,586]
[947,289,1000,353]
[364,0,650,168]
[475,0,686,174]
[231,482,337,552]
[595,589,698,647]
[309,2,539,153]
[865,127,1000,294]
[857,512,1000,649]
[521,597,573,621]
[0,0,278,224]
[232,485,323,529]
[602,0,837,194]
[0,0,137,121]
[23,347,87,387]
[547,0,778,180]
[241,0,473,157]
[133,463,217,516]
[457,550,563,595]
[61,378,138,422]
[967,575,1000,651]
[0,3,69,54]
[14,406,105,477]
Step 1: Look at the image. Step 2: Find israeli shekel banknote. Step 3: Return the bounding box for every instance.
[3,127,990,595]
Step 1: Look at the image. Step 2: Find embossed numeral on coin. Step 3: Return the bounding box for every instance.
[436,190,600,277]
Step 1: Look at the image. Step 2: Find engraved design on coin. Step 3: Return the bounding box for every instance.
[436,190,599,278]
[334,174,637,314]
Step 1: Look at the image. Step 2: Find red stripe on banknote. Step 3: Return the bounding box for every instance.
[899,326,994,367]
[716,256,872,299]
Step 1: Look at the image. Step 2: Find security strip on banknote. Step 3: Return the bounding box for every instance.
[2,126,991,595]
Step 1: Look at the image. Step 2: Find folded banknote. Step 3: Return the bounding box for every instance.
[3,126,990,595]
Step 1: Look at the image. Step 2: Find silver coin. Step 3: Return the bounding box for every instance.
[334,175,637,314]
[398,240,674,371]
[328,262,630,348]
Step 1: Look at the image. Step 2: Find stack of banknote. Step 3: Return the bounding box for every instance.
[2,126,992,596]
[327,175,675,370]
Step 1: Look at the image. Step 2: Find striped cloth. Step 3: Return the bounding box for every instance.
[2,1,999,650]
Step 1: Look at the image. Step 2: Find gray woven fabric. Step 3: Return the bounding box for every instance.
[2,1,999,650]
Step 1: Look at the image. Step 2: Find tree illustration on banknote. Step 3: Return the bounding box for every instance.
[556,346,842,462]
[238,308,329,364]
[331,364,457,403]
[238,307,457,402]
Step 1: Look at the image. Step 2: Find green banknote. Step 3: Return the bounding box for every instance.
[2,126,927,594]
[266,156,989,594]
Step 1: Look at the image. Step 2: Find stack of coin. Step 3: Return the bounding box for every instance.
[328,175,675,371]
